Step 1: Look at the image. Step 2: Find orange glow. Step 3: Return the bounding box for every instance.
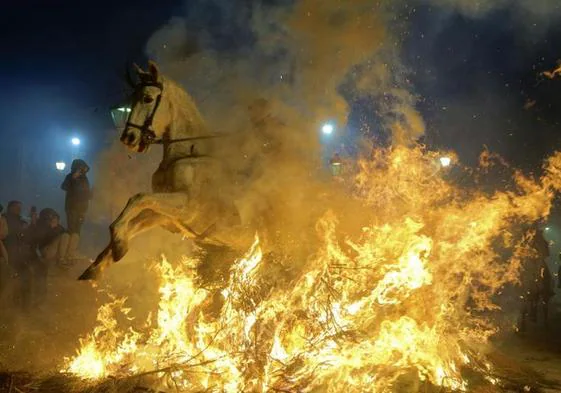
[63,146,561,391]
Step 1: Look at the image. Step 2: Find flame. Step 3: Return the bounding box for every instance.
[63,146,561,391]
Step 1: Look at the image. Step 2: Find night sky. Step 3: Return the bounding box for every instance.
[1,0,561,209]
[0,0,178,208]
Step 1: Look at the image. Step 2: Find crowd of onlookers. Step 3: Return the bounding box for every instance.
[0,159,92,311]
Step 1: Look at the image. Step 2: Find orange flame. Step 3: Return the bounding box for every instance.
[63,146,561,391]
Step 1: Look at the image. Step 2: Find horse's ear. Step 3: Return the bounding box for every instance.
[133,63,143,75]
[148,60,160,81]
[125,63,137,88]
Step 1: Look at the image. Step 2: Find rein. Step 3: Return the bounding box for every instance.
[152,134,229,145]
[125,80,228,146]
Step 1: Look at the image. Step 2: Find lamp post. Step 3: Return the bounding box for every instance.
[329,153,343,177]
[70,136,81,160]
[322,123,334,135]
[439,156,451,168]
[110,105,131,131]
[109,105,131,220]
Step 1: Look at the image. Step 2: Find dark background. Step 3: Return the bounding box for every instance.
[1,0,561,212]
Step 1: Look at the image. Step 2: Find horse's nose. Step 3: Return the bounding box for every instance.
[120,129,138,145]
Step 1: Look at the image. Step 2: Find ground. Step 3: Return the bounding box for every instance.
[493,297,561,392]
[0,260,98,373]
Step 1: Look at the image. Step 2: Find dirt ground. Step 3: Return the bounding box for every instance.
[0,230,192,374]
[493,297,561,392]
[0,260,99,373]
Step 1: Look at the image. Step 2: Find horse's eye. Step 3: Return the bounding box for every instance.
[143,95,154,104]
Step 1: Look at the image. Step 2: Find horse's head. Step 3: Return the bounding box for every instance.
[122,61,168,152]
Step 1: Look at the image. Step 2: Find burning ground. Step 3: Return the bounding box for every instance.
[34,146,561,392]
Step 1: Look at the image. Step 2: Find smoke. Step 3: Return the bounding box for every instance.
[418,0,561,19]
[89,139,159,222]
[145,0,423,145]
[412,0,561,47]
[138,0,427,255]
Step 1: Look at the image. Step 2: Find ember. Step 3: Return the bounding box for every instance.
[62,146,561,391]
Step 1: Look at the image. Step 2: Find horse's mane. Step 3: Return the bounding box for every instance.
[163,77,211,137]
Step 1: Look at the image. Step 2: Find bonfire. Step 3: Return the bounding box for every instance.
[32,146,560,393]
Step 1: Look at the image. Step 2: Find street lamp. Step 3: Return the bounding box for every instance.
[110,105,132,131]
[322,123,334,135]
[55,162,66,171]
[329,153,342,177]
[439,156,451,167]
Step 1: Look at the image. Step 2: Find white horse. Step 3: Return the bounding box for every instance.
[79,61,251,280]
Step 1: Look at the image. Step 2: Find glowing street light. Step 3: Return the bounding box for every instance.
[110,105,132,131]
[71,137,81,146]
[55,162,66,171]
[439,156,451,167]
[322,123,334,135]
[330,153,343,177]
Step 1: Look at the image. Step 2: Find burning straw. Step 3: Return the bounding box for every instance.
[57,146,561,392]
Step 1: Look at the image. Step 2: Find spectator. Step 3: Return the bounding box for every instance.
[0,204,8,264]
[34,208,70,267]
[61,159,92,260]
[519,224,554,331]
[0,204,9,299]
[2,201,38,310]
[558,253,561,289]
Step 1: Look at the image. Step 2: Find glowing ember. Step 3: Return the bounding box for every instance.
[63,147,561,391]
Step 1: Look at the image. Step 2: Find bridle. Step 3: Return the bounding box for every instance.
[125,80,164,146]
[125,80,226,147]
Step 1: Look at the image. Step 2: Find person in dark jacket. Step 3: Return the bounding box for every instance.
[0,204,8,264]
[2,201,38,310]
[61,159,92,259]
[557,253,561,289]
[519,224,554,332]
[0,204,9,300]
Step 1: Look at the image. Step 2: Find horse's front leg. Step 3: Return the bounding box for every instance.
[117,209,196,245]
[78,244,113,280]
[79,209,183,281]
[111,192,191,261]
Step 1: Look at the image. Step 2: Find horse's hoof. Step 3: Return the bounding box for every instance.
[112,239,128,262]
[78,265,100,281]
[78,246,112,281]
